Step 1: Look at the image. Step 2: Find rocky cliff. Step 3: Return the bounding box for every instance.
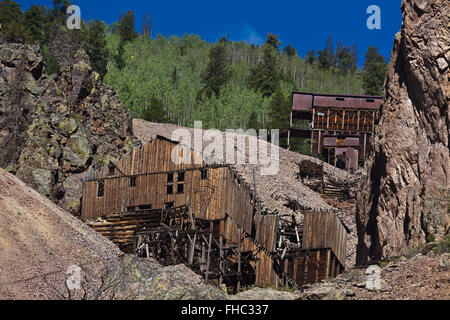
[0,42,140,215]
[356,0,449,264]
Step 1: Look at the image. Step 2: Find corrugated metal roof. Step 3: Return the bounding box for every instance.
[292,92,382,112]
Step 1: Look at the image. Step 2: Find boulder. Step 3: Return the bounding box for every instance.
[231,287,298,300]
[114,256,227,300]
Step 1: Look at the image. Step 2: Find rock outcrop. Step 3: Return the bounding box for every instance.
[356,0,449,264]
[0,42,140,215]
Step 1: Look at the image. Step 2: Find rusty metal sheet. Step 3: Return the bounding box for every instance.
[323,137,337,147]
[345,137,360,147]
[292,92,382,111]
[292,93,313,111]
[313,95,381,110]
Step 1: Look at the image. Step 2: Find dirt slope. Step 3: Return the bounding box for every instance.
[299,251,449,300]
[0,168,122,299]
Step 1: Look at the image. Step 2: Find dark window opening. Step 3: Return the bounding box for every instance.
[130,176,137,187]
[138,204,152,210]
[97,180,104,197]
[178,171,185,182]
[200,169,208,180]
[336,97,345,101]
[165,202,174,209]
[213,221,221,234]
[167,173,174,183]
[108,164,115,176]
[166,185,174,195]
[177,184,184,194]
[336,157,346,170]
[366,98,375,102]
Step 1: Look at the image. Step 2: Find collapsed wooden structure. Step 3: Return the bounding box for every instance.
[82,135,348,290]
[297,160,358,201]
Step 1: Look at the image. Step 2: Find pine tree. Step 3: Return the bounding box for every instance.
[51,0,70,24]
[336,41,357,74]
[352,42,358,68]
[247,44,280,98]
[118,10,138,43]
[362,46,387,96]
[142,13,152,39]
[317,35,334,69]
[269,88,290,130]
[171,66,178,85]
[85,20,108,78]
[266,33,282,52]
[306,49,316,64]
[200,42,232,97]
[248,111,260,131]
[0,0,28,42]
[282,45,297,57]
[142,96,169,123]
[23,5,51,45]
[115,41,125,70]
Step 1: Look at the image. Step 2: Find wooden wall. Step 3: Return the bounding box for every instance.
[254,251,278,287]
[82,167,228,221]
[81,136,229,220]
[92,137,205,179]
[313,108,376,132]
[302,210,347,266]
[224,171,255,235]
[281,249,343,287]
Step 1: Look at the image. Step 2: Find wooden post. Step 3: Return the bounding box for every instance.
[171,234,176,264]
[312,108,315,129]
[357,110,361,131]
[187,196,196,230]
[219,235,224,287]
[205,233,212,284]
[325,249,331,280]
[287,111,293,149]
[318,131,321,156]
[330,255,336,278]
[327,109,330,129]
[315,250,320,283]
[237,229,241,292]
[188,233,197,266]
[364,133,367,158]
[371,111,375,131]
[304,251,309,286]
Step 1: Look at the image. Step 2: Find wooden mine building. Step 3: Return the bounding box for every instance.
[288,92,382,171]
[81,135,348,290]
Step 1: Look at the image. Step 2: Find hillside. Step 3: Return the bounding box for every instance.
[0,168,122,299]
[0,168,229,300]
[105,34,365,132]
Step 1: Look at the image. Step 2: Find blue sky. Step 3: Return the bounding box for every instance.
[18,0,402,66]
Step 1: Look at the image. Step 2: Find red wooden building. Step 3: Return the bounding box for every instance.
[288,92,382,171]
